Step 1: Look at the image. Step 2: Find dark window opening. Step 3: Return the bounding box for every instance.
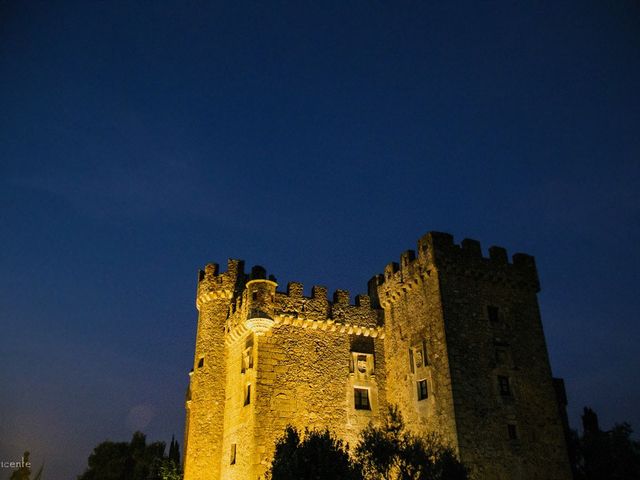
[498,376,511,396]
[417,379,428,401]
[350,336,374,354]
[354,388,370,410]
[197,357,204,368]
[508,424,518,440]
[252,292,258,301]
[230,444,237,464]
[409,348,415,373]
[422,339,429,366]
[244,384,251,406]
[488,305,500,323]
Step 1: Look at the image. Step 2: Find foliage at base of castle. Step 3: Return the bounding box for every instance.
[570,407,640,480]
[77,432,182,480]
[265,426,362,480]
[355,406,470,480]
[266,406,470,480]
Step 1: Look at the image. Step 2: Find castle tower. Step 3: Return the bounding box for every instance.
[184,260,244,480]
[370,232,572,479]
[185,263,386,480]
[184,232,572,480]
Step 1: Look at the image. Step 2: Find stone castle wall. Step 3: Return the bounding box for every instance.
[184,232,572,480]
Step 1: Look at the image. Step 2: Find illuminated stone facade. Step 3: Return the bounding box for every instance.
[184,232,572,480]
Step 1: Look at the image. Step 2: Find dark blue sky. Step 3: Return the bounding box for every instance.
[1,2,638,479]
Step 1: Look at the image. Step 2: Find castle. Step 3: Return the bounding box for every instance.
[183,232,572,480]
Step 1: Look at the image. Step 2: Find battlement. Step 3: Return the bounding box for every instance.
[197,259,381,332]
[196,259,246,308]
[369,232,540,305]
[186,231,571,480]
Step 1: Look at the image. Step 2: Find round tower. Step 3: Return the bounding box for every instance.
[244,265,277,335]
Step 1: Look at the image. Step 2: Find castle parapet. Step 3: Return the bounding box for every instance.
[196,259,245,308]
[373,232,541,306]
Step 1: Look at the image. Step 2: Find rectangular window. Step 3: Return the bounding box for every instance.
[244,384,251,406]
[498,376,511,396]
[417,379,428,400]
[197,357,204,368]
[252,291,258,301]
[508,424,518,440]
[230,444,237,465]
[488,305,499,323]
[354,388,371,410]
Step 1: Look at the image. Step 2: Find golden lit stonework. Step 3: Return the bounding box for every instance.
[183,232,573,480]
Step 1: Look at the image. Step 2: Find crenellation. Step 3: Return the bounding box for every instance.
[286,281,304,297]
[205,262,219,276]
[311,285,327,300]
[333,289,350,305]
[355,294,370,308]
[488,246,509,264]
[400,249,416,268]
[461,238,482,258]
[185,231,571,480]
[384,261,399,280]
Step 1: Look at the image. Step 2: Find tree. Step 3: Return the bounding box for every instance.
[573,407,640,480]
[77,432,182,480]
[266,426,363,480]
[355,406,469,480]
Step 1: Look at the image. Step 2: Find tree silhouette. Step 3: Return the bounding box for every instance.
[266,408,469,480]
[573,407,640,480]
[355,406,469,480]
[78,432,182,480]
[266,426,363,480]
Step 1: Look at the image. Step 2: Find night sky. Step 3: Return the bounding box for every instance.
[1,2,639,479]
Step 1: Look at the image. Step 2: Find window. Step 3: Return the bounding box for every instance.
[241,336,254,373]
[354,388,370,410]
[488,305,499,323]
[197,357,204,368]
[417,379,428,400]
[498,376,511,396]
[230,444,237,464]
[508,424,518,440]
[244,384,251,406]
[409,348,415,373]
[252,291,258,301]
[422,339,429,366]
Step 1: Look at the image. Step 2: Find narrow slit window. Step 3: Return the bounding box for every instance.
[422,339,429,366]
[354,388,370,410]
[230,444,237,464]
[197,357,204,368]
[488,305,500,323]
[244,384,251,406]
[417,379,428,400]
[409,348,415,373]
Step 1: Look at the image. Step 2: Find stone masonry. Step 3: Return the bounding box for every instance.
[183,232,573,480]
